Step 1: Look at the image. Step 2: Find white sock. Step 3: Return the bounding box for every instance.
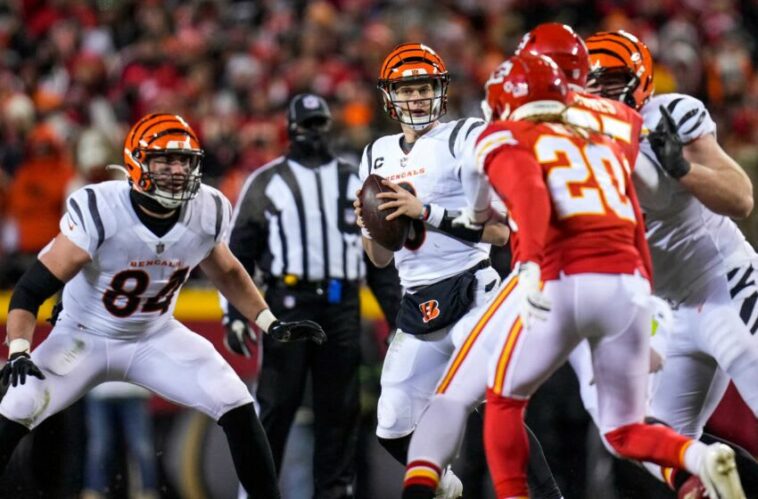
[682,441,708,475]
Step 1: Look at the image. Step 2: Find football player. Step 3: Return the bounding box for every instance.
[401,24,646,499]
[354,43,561,498]
[472,53,744,499]
[0,114,326,499]
[586,30,758,495]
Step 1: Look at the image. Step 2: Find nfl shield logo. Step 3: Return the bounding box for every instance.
[156,242,165,254]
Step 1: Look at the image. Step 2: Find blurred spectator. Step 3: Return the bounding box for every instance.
[1,123,74,284]
[82,382,158,499]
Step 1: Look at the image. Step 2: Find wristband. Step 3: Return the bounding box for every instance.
[425,203,446,228]
[255,309,277,333]
[8,338,31,357]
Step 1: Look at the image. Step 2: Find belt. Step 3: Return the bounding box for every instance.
[268,276,358,291]
[467,258,491,273]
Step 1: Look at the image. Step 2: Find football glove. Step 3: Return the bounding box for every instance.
[516,261,551,329]
[0,352,45,387]
[268,320,327,345]
[223,314,257,358]
[648,106,691,179]
[451,206,491,230]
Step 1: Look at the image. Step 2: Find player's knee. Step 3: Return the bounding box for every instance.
[376,388,414,438]
[0,387,50,430]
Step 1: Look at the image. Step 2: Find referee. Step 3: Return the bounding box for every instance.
[223,93,400,499]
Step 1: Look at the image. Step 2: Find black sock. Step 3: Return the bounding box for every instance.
[401,484,435,499]
[0,415,29,475]
[377,434,412,465]
[218,403,280,499]
[525,424,563,499]
[699,432,758,495]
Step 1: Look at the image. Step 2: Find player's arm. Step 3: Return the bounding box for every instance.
[201,243,326,344]
[3,233,90,386]
[679,134,753,218]
[486,149,551,264]
[649,106,753,218]
[486,147,553,326]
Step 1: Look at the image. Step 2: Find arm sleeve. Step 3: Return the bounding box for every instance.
[364,253,401,330]
[485,148,551,265]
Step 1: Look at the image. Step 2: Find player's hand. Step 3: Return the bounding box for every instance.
[648,106,691,179]
[377,180,424,220]
[0,353,45,387]
[223,315,257,358]
[269,320,327,345]
[516,261,551,329]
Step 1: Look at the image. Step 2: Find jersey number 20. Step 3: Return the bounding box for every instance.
[536,135,635,222]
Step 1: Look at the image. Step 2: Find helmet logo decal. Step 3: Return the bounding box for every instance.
[303,95,321,109]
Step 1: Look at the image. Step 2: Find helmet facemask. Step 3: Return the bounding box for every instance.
[380,76,449,131]
[586,67,639,109]
[136,149,203,209]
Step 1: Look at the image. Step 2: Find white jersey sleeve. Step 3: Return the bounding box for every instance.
[200,186,233,249]
[60,186,116,257]
[456,118,495,214]
[642,93,716,144]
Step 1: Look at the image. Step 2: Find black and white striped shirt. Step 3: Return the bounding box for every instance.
[228,156,364,282]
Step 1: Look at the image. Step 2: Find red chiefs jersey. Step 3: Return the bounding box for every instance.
[566,90,645,166]
[475,117,650,281]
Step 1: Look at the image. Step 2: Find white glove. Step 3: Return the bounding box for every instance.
[451,206,491,230]
[517,261,551,329]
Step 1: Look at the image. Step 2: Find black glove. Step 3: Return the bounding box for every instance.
[223,314,257,358]
[269,320,327,345]
[648,106,691,179]
[0,352,45,387]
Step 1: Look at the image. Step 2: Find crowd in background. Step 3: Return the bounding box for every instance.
[0,0,756,286]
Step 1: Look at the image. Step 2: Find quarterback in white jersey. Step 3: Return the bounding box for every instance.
[353,43,508,497]
[0,114,326,499]
[586,31,757,495]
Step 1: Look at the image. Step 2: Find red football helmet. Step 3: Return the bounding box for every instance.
[482,54,569,122]
[516,23,589,89]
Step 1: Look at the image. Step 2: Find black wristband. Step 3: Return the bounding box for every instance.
[9,260,65,315]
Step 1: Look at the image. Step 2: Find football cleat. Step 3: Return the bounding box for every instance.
[435,465,463,499]
[698,443,746,499]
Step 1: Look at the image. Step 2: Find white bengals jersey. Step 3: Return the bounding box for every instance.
[359,118,490,289]
[57,181,231,338]
[634,93,755,303]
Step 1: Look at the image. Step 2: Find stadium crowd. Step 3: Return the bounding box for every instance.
[0,0,756,283]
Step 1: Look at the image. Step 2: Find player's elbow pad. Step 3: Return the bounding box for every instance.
[8,260,65,316]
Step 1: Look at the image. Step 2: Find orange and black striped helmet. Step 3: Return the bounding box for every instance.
[123,113,204,208]
[586,31,654,110]
[377,43,450,129]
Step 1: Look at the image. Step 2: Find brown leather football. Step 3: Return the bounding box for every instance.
[359,174,410,251]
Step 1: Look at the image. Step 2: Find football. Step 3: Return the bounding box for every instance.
[359,174,411,251]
